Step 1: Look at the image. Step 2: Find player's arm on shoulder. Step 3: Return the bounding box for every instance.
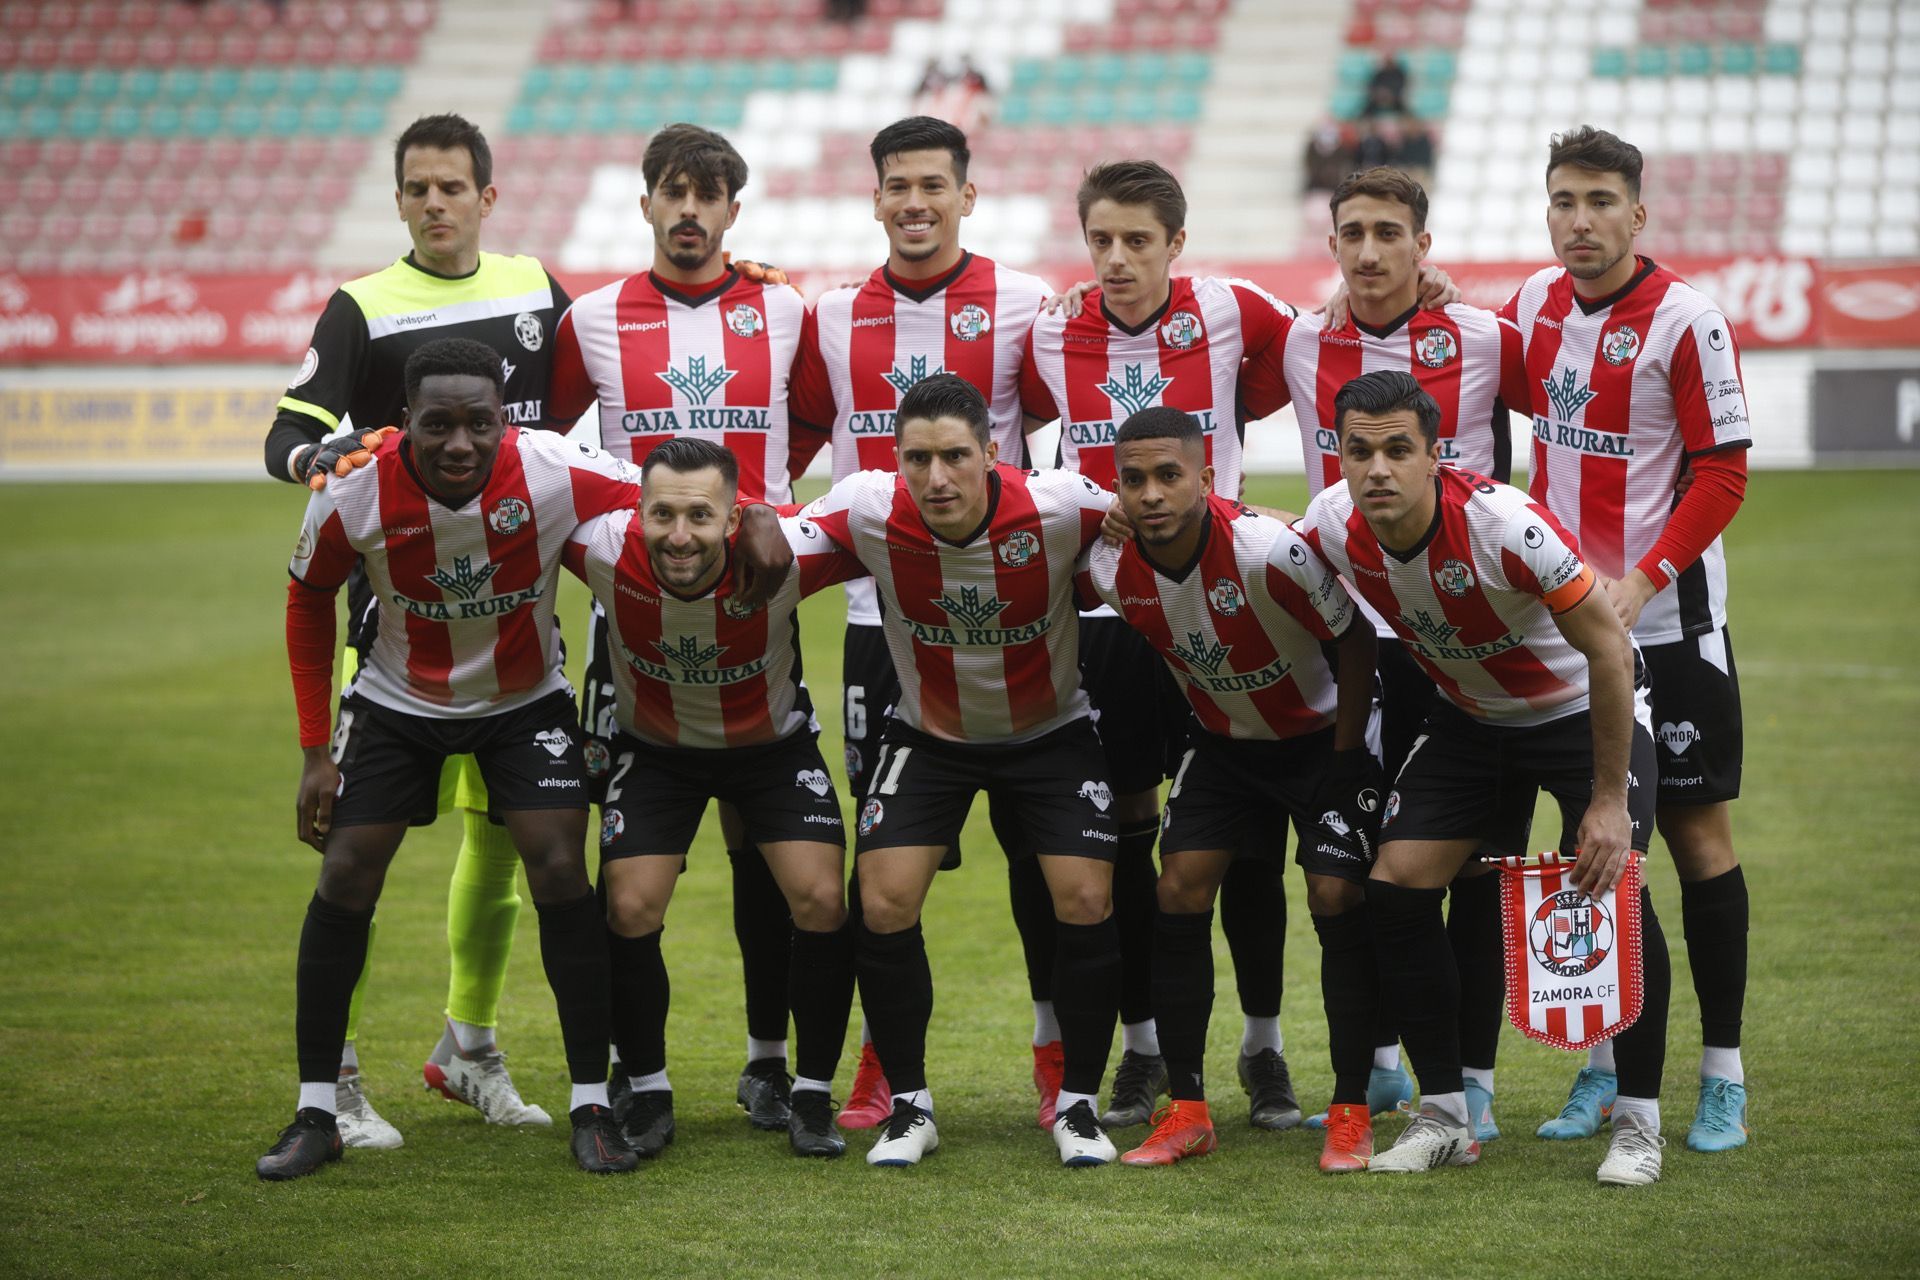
[561,509,625,584]
[555,434,645,517]
[267,289,372,484]
[1225,277,1297,354]
[784,513,869,595]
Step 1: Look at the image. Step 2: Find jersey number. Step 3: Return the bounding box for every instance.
[606,751,636,804]
[844,686,866,740]
[869,744,914,797]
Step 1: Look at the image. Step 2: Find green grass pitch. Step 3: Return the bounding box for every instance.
[2,470,1917,1277]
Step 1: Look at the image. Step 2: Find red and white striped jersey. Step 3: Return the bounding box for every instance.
[562,511,864,749]
[1300,467,1601,727]
[1501,258,1752,644]
[802,464,1112,743]
[792,252,1052,625]
[548,267,807,505]
[1079,494,1356,741]
[290,430,642,718]
[1019,275,1295,494]
[1241,302,1526,498]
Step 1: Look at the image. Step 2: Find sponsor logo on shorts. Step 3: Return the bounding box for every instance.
[1665,775,1706,788]
[538,776,581,788]
[583,738,611,778]
[858,798,884,835]
[600,809,625,846]
[1319,809,1351,837]
[1081,828,1119,843]
[803,813,842,826]
[796,768,831,797]
[488,497,531,536]
[535,727,572,758]
[1207,578,1246,617]
[1078,780,1113,812]
[1434,558,1474,597]
[1657,720,1700,755]
[1315,839,1366,864]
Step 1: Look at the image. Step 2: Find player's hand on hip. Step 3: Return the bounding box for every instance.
[1043,279,1097,317]
[1414,263,1460,309]
[1571,796,1633,895]
[734,503,794,609]
[1602,570,1656,632]
[292,426,398,490]
[297,746,339,853]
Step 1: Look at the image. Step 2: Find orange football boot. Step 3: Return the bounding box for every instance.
[1121,1100,1219,1166]
[836,1042,892,1130]
[1319,1103,1375,1173]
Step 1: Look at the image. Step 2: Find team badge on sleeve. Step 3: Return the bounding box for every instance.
[1416,330,1459,368]
[292,346,319,387]
[294,526,313,560]
[726,304,766,338]
[996,531,1040,568]
[488,497,531,536]
[514,312,544,351]
[1160,310,1203,349]
[1207,578,1246,617]
[1601,324,1641,365]
[950,304,990,341]
[1434,559,1475,597]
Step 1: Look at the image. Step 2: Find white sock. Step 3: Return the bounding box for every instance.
[1241,1015,1283,1055]
[1423,1091,1469,1127]
[794,1076,832,1096]
[451,1019,494,1054]
[1373,1043,1402,1072]
[748,1037,788,1064]
[299,1081,338,1114]
[1463,1066,1495,1094]
[1032,1000,1060,1046]
[1054,1090,1098,1118]
[628,1069,669,1094]
[1701,1045,1744,1085]
[1121,1019,1161,1056]
[338,1041,359,1073]
[570,1082,610,1112]
[892,1088,932,1114]
[860,1018,873,1046]
[1588,1039,1617,1073]
[1613,1095,1660,1133]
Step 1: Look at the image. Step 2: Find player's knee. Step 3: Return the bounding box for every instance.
[316,851,384,912]
[517,841,589,901]
[1154,871,1215,915]
[1306,875,1363,917]
[859,883,920,934]
[788,878,847,933]
[605,884,665,937]
[1115,789,1160,827]
[1052,879,1111,926]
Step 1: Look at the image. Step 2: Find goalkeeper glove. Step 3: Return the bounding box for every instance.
[289,426,398,490]
[1314,747,1387,862]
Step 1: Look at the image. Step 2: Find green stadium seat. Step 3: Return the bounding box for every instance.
[186,104,224,138]
[620,98,662,133]
[639,62,676,95]
[758,60,797,91]
[1718,43,1757,75]
[143,104,181,138]
[242,68,280,100]
[1419,49,1456,84]
[161,68,202,103]
[64,102,104,138]
[1763,43,1800,75]
[1411,83,1449,119]
[0,106,16,139]
[108,103,146,138]
[584,99,620,134]
[82,69,120,103]
[701,95,746,129]
[558,63,595,99]
[1633,46,1670,76]
[125,69,162,106]
[346,103,385,137]
[224,102,265,137]
[538,100,580,133]
[720,60,757,96]
[1081,88,1117,124]
[1038,90,1078,127]
[365,67,403,99]
[1172,51,1210,86]
[2,71,40,107]
[1676,44,1712,76]
[800,58,837,91]
[1090,53,1130,90]
[601,64,637,97]
[1010,58,1045,92]
[285,67,322,101]
[267,102,305,137]
[306,103,345,136]
[45,69,81,106]
[1131,53,1169,87]
[1591,47,1629,78]
[1330,84,1365,118]
[506,101,537,133]
[679,61,717,95]
[523,65,554,100]
[997,94,1033,127]
[1121,87,1163,124]
[203,68,241,104]
[323,67,361,102]
[1048,55,1088,91]
[1337,50,1374,89]
[1164,87,1202,124]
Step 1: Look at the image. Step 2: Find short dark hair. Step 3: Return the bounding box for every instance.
[641,436,740,495]
[895,372,990,447]
[1077,160,1186,237]
[394,113,492,191]
[1329,166,1429,233]
[869,115,971,184]
[643,122,749,201]
[1332,370,1440,446]
[1546,125,1643,201]
[1115,405,1204,453]
[405,337,504,406]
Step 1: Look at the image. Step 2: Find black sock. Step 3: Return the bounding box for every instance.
[728,845,793,1046]
[1613,885,1672,1100]
[1053,917,1122,1096]
[1152,909,1214,1101]
[296,893,374,1083]
[1313,904,1378,1106]
[1366,880,1462,1097]
[607,925,668,1078]
[1221,854,1285,1018]
[1003,851,1057,1005]
[855,920,932,1095]
[1112,822,1160,1027]
[791,923,855,1084]
[1680,865,1748,1049]
[535,890,612,1085]
[1448,872,1505,1072]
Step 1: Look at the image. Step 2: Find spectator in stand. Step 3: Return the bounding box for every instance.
[828,0,867,20]
[1396,116,1435,185]
[1354,117,1393,171]
[1303,117,1355,195]
[1364,51,1409,117]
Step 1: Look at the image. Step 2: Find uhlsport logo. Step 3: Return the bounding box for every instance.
[514,311,544,351]
[858,798,884,835]
[796,768,831,797]
[1601,324,1641,365]
[583,738,611,779]
[950,303,990,341]
[1658,720,1701,754]
[1160,310,1203,350]
[535,727,571,758]
[1434,558,1475,597]
[488,496,531,536]
[1078,780,1113,812]
[1416,329,1459,368]
[1208,577,1246,617]
[997,530,1040,568]
[600,808,625,847]
[726,303,765,338]
[1528,888,1615,978]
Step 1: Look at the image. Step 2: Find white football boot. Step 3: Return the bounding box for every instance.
[1368,1103,1480,1174]
[335,1070,403,1150]
[867,1099,939,1167]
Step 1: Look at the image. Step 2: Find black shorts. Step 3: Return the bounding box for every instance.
[853,717,1118,861]
[598,729,846,860]
[841,621,899,800]
[1377,636,1441,783]
[579,599,620,804]
[1381,700,1657,857]
[1642,623,1743,804]
[1160,726,1373,883]
[328,690,589,829]
[1080,614,1187,795]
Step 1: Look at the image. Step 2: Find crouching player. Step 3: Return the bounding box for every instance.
[560,438,861,1160]
[261,339,655,1178]
[1079,407,1386,1171]
[1300,370,1671,1185]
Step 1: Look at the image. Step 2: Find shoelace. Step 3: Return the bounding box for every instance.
[1325,1107,1369,1145]
[1560,1070,1611,1117]
[1059,1102,1103,1140]
[882,1103,926,1141]
[1245,1051,1293,1100]
[791,1092,838,1129]
[1613,1125,1667,1164]
[1699,1079,1742,1126]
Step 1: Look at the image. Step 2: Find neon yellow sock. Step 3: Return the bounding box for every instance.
[445,808,522,1028]
[344,915,377,1044]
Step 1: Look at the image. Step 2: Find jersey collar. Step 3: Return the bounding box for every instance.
[402,252,482,282]
[883,252,973,303]
[1572,255,1658,316]
[648,266,738,308]
[1099,287,1174,338]
[1139,504,1215,584]
[1352,301,1422,340]
[1379,477,1445,564]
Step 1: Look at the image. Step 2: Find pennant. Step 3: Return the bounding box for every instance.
[1497,851,1645,1050]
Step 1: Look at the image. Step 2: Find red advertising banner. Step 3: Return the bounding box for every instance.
[2,257,1916,366]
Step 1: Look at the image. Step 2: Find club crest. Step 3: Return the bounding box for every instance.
[997,530,1040,568]
[1434,558,1475,597]
[1208,577,1246,616]
[1416,329,1459,368]
[583,738,611,778]
[1601,324,1641,366]
[950,303,991,341]
[858,798,884,835]
[514,311,544,351]
[488,497,531,536]
[726,303,765,338]
[600,808,625,846]
[1160,310,1203,350]
[1528,888,1615,977]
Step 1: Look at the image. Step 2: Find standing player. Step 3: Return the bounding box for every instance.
[1301,369,1672,1186]
[260,339,647,1180]
[1506,128,1753,1153]
[262,114,571,1146]
[800,374,1125,1168]
[547,123,811,1129]
[786,116,1068,1127]
[561,439,862,1160]
[1078,408,1387,1172]
[1241,166,1529,1139]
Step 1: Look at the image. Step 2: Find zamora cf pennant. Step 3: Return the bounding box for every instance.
[1497,852,1645,1050]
